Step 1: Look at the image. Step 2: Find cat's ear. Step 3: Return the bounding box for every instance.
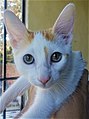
[4,10,28,48]
[53,3,75,44]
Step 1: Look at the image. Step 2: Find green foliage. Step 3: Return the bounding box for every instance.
[6,46,14,63]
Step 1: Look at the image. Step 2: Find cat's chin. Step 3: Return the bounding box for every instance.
[31,83,51,89]
[33,80,56,89]
[36,84,52,90]
[29,77,58,89]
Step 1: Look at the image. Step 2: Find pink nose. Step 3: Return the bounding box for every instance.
[39,77,50,84]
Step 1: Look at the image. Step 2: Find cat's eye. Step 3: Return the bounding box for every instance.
[23,54,34,65]
[51,52,62,63]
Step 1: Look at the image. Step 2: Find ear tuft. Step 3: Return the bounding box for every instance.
[53,3,75,35]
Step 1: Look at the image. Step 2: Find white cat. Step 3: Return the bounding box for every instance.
[0,3,85,119]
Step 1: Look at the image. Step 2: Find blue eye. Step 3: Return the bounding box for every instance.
[23,54,34,65]
[51,52,62,63]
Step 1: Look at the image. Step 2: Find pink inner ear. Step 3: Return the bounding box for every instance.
[10,39,18,48]
[54,16,74,35]
[53,3,75,38]
[4,10,28,48]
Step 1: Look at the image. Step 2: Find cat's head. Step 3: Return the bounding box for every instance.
[4,3,75,89]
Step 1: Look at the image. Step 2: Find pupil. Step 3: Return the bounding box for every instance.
[27,55,31,61]
[54,53,59,59]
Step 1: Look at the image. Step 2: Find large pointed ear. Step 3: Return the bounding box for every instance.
[53,3,75,44]
[4,10,28,48]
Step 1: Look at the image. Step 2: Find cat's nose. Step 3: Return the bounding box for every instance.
[39,77,50,85]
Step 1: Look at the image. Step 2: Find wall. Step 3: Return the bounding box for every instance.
[88,1,89,70]
[26,0,88,69]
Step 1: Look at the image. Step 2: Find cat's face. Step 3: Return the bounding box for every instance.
[14,31,70,88]
[4,3,75,88]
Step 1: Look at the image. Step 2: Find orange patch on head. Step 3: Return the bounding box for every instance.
[44,46,48,58]
[42,29,54,41]
[27,30,34,43]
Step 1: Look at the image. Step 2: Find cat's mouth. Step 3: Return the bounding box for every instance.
[29,77,56,89]
[37,78,55,89]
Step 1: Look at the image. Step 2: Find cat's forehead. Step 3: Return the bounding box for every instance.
[26,30,55,52]
[14,29,68,56]
[22,31,58,58]
[28,31,54,51]
[14,30,55,56]
[27,29,54,43]
[26,31,70,55]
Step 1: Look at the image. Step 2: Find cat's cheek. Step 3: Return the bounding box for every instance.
[24,69,39,85]
[50,56,68,82]
[14,57,34,76]
[28,78,43,88]
[14,60,23,74]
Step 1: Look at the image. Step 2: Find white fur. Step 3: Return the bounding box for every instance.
[14,32,71,89]
[0,3,86,119]
[20,51,85,119]
[0,76,31,113]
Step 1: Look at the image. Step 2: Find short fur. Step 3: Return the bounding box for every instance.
[0,3,85,119]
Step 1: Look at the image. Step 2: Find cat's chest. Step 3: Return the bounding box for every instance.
[36,86,66,107]
[35,82,76,111]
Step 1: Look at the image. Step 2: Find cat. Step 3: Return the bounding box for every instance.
[0,3,85,119]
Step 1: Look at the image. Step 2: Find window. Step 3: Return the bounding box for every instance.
[0,0,25,118]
